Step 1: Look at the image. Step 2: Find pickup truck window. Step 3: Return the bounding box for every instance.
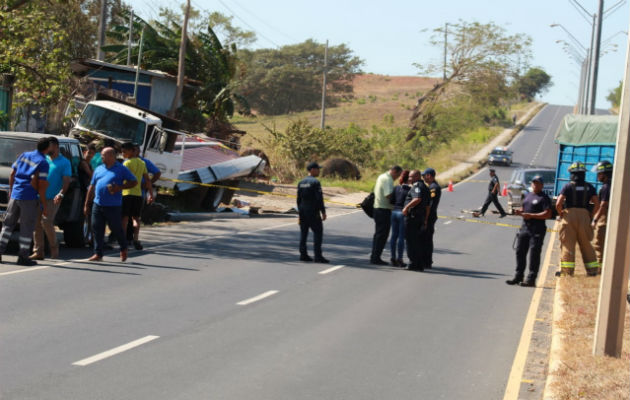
[78,104,146,145]
[0,138,35,166]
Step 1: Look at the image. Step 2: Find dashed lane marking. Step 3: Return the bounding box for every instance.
[443,220,453,225]
[72,335,160,366]
[319,265,345,275]
[237,290,279,306]
[0,266,50,276]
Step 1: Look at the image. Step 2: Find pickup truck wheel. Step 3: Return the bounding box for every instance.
[63,217,87,248]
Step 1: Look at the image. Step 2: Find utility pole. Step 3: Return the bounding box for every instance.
[96,0,107,60]
[593,26,630,358]
[320,40,328,130]
[443,23,448,80]
[577,58,587,113]
[170,0,191,116]
[127,10,134,66]
[588,0,604,114]
[131,25,145,103]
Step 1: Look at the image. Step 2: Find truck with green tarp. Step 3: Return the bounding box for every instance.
[554,114,617,195]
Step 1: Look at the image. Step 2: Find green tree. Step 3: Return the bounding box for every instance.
[409,21,531,140]
[514,67,552,100]
[0,0,98,131]
[607,80,622,109]
[238,39,363,115]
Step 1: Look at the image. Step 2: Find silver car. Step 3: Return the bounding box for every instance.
[487,146,513,166]
[507,168,556,213]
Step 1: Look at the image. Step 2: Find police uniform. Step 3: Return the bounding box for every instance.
[478,171,506,217]
[558,162,599,276]
[512,183,551,285]
[297,164,326,262]
[426,179,441,268]
[404,179,430,271]
[0,149,49,263]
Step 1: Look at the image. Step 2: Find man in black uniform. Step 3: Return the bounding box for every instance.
[473,168,507,218]
[402,170,431,271]
[422,168,441,269]
[506,175,552,287]
[297,162,328,263]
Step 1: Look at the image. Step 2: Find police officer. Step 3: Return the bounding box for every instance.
[506,175,552,287]
[422,168,441,269]
[555,161,599,276]
[402,170,430,271]
[0,137,51,266]
[473,168,507,218]
[591,160,612,271]
[297,162,328,263]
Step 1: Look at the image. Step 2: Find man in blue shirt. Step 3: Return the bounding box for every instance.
[31,137,72,260]
[84,147,137,262]
[0,137,51,266]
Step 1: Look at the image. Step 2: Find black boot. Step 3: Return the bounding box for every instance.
[506,275,523,285]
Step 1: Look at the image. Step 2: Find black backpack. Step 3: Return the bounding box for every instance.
[360,192,375,218]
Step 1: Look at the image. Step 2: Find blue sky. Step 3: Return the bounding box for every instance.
[132,0,630,109]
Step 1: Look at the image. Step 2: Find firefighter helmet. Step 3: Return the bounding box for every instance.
[568,161,586,173]
[592,160,613,173]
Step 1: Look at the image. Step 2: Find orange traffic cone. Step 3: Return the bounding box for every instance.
[447,180,454,192]
[501,183,508,197]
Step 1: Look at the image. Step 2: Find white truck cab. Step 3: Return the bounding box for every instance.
[70,100,185,188]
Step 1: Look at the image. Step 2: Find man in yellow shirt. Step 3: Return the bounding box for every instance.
[121,142,154,250]
[370,166,402,265]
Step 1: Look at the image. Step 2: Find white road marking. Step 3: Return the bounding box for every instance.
[319,265,345,275]
[0,266,50,276]
[443,220,453,225]
[237,290,279,306]
[72,335,160,366]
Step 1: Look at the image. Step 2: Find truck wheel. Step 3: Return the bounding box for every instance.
[63,217,87,248]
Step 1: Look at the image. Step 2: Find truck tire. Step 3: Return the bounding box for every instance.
[63,217,87,248]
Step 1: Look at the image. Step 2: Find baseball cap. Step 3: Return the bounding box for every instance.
[306,162,321,170]
[423,167,436,176]
[530,175,544,184]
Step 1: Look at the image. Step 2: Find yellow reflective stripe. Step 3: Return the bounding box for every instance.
[585,261,600,269]
[561,262,575,268]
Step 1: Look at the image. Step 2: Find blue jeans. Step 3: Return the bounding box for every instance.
[92,204,127,256]
[390,210,406,260]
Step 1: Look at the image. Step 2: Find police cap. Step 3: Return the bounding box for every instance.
[530,175,544,184]
[423,167,436,177]
[306,161,321,171]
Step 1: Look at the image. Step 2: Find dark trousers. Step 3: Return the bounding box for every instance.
[426,215,437,266]
[480,192,506,216]
[92,204,127,257]
[405,216,428,269]
[515,227,546,281]
[299,213,323,258]
[371,208,391,261]
[0,198,39,257]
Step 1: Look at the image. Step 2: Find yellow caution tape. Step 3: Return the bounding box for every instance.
[159,177,359,207]
[159,177,557,231]
[437,215,558,233]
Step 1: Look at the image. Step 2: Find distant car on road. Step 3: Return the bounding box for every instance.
[507,167,556,214]
[487,146,513,166]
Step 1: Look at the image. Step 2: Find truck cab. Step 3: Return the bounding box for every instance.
[69,100,184,188]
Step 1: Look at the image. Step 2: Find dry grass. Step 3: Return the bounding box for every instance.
[552,257,630,399]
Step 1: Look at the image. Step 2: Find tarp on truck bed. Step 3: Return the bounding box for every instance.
[555,114,618,146]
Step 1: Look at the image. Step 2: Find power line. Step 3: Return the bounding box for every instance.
[228,0,296,42]
[214,0,281,48]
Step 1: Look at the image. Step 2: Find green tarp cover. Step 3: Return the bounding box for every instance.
[554,114,618,146]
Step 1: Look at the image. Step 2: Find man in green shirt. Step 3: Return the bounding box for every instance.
[370,166,402,265]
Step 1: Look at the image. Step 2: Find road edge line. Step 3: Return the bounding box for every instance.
[502,221,557,400]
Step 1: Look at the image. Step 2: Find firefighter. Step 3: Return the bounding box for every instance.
[591,160,612,271]
[555,161,600,276]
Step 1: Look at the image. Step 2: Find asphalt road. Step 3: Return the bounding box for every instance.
[0,105,572,400]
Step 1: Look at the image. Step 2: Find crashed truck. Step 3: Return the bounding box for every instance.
[69,99,265,209]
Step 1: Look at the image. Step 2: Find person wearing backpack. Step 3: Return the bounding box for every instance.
[555,161,600,276]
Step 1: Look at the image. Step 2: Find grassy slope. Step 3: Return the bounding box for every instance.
[232,73,534,189]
